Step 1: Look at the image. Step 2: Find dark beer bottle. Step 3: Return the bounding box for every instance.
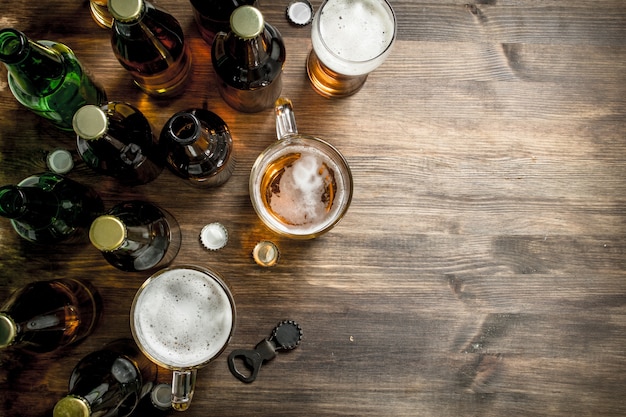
[189,0,257,45]
[160,108,236,187]
[52,339,158,417]
[89,201,182,272]
[0,28,107,131]
[73,102,164,186]
[212,6,286,113]
[0,279,102,353]
[108,0,192,97]
[0,173,105,244]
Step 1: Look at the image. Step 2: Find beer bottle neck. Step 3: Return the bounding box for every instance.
[0,28,65,95]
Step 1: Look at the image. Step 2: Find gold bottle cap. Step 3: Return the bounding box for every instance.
[231,6,264,39]
[46,149,74,174]
[53,396,91,417]
[73,105,108,140]
[200,222,228,251]
[89,215,127,252]
[0,313,17,348]
[109,0,143,22]
[252,241,280,267]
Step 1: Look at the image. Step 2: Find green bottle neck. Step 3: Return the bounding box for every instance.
[0,28,65,95]
[0,185,58,220]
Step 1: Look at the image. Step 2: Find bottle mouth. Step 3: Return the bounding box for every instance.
[167,113,201,145]
[0,186,26,218]
[0,28,28,64]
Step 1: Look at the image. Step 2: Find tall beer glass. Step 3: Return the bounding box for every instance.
[130,265,235,411]
[307,0,397,98]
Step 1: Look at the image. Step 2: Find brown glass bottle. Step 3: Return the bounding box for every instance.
[0,279,102,353]
[89,201,182,272]
[109,0,191,97]
[189,0,257,45]
[53,339,158,417]
[212,6,286,113]
[160,108,236,187]
[73,102,164,186]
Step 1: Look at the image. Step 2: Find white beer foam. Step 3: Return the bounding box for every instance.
[270,154,329,226]
[312,0,395,75]
[133,268,233,368]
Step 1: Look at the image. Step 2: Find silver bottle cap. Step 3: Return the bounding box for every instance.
[200,223,228,250]
[286,0,314,26]
[46,149,74,174]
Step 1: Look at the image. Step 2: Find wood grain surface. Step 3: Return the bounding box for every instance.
[1,1,625,416]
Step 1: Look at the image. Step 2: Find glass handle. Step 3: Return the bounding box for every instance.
[275,97,298,140]
[171,368,197,411]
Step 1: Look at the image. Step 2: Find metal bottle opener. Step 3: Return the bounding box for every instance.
[227,320,302,383]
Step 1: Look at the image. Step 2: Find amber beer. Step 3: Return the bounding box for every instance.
[307,0,397,98]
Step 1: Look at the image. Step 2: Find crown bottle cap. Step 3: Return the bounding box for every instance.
[73,105,108,140]
[231,6,264,39]
[252,241,279,267]
[286,1,314,26]
[46,149,74,174]
[89,215,126,252]
[109,0,143,22]
[200,222,228,250]
[0,314,17,348]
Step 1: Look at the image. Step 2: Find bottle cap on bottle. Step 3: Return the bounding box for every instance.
[252,241,279,267]
[53,396,91,417]
[89,215,127,252]
[286,1,314,26]
[108,0,143,22]
[0,313,17,348]
[73,105,108,140]
[200,222,228,250]
[46,149,74,174]
[231,6,264,39]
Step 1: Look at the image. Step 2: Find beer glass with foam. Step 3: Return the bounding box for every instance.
[130,265,235,411]
[306,0,397,98]
[249,98,353,239]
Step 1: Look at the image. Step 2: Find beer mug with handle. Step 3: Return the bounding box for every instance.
[249,98,353,239]
[130,265,235,411]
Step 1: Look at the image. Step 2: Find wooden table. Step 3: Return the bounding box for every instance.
[1,1,625,416]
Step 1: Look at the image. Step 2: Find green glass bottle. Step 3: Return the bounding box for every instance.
[0,28,107,131]
[0,172,104,244]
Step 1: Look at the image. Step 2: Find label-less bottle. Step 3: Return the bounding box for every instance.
[0,28,107,131]
[212,6,285,113]
[53,339,158,417]
[108,0,192,97]
[0,279,102,353]
[73,102,164,186]
[0,173,104,244]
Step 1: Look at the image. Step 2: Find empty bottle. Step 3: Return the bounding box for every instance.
[189,0,257,45]
[73,102,164,186]
[0,172,104,244]
[109,0,192,97]
[212,6,285,113]
[0,28,107,131]
[160,108,236,187]
[89,200,181,272]
[53,338,158,417]
[0,279,102,353]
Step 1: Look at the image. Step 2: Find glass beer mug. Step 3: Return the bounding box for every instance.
[130,265,235,411]
[249,98,353,239]
[306,0,397,98]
